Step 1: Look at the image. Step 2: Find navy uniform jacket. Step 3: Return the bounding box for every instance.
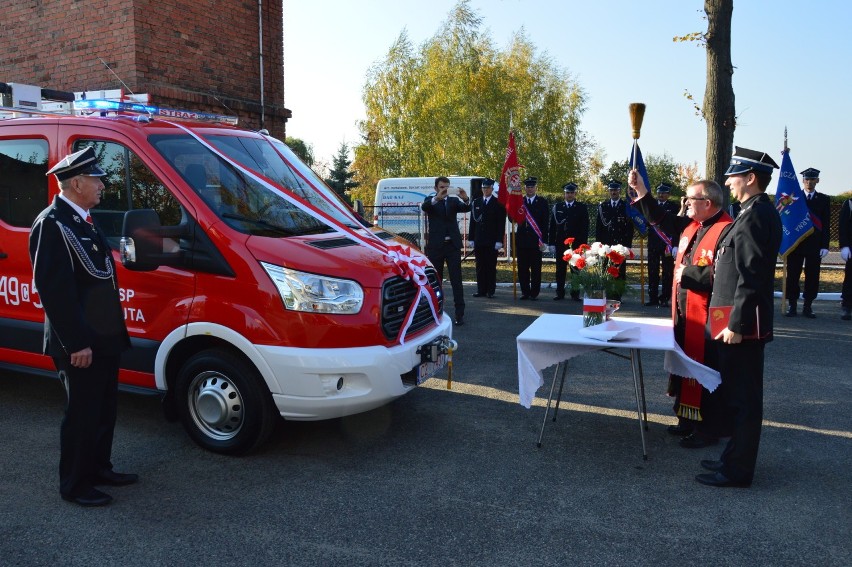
[547,200,589,248]
[422,195,471,251]
[29,197,130,357]
[647,200,680,252]
[468,196,506,248]
[516,196,550,249]
[595,199,634,247]
[709,193,782,341]
[794,191,831,255]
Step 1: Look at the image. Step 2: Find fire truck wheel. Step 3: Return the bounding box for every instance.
[175,349,277,455]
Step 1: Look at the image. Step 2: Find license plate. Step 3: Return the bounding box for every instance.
[416,354,448,385]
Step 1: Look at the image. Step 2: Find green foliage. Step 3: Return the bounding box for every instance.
[354,0,588,205]
[598,152,683,201]
[324,142,359,204]
[284,137,315,168]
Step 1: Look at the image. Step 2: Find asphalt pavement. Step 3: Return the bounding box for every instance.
[1,283,850,566]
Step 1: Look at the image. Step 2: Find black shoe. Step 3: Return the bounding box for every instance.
[519,295,530,300]
[659,298,670,307]
[679,432,719,449]
[92,470,139,487]
[62,487,113,507]
[695,472,751,488]
[842,309,852,321]
[453,318,464,326]
[802,305,816,318]
[667,423,694,437]
[700,459,724,472]
[553,296,564,301]
[785,305,797,317]
[530,295,538,300]
[487,293,495,298]
[472,292,484,297]
[644,300,658,307]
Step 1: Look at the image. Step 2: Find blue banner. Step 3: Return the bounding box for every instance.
[627,142,649,236]
[774,150,813,258]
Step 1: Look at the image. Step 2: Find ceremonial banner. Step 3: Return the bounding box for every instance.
[498,131,525,224]
[774,149,814,258]
[627,142,649,236]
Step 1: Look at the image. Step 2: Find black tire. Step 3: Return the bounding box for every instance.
[175,349,278,455]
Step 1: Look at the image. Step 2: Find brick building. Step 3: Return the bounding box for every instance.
[0,0,290,136]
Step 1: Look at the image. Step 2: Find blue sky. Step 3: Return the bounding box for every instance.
[283,0,852,196]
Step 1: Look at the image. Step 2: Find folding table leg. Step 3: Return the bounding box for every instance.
[537,361,568,448]
[637,350,649,430]
[629,349,648,460]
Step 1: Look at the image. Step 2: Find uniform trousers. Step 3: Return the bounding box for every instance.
[843,260,852,308]
[647,248,674,302]
[427,241,465,319]
[54,355,121,498]
[785,251,821,302]
[474,245,498,296]
[517,247,542,298]
[716,340,765,484]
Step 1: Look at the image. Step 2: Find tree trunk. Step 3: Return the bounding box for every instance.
[703,0,735,196]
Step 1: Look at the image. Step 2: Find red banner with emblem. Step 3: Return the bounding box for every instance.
[498,131,525,224]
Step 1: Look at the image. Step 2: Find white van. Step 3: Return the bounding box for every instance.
[372,176,496,252]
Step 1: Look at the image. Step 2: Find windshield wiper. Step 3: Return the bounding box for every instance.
[222,213,295,235]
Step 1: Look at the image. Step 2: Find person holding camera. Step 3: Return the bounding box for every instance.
[422,177,471,325]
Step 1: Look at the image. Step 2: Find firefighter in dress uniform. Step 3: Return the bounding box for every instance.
[29,146,136,507]
[595,180,634,299]
[547,182,589,301]
[467,177,506,298]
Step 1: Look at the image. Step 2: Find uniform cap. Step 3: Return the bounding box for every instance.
[562,182,578,192]
[46,146,106,181]
[523,176,538,187]
[607,180,622,190]
[799,168,820,179]
[655,183,672,194]
[724,146,779,176]
[481,177,495,187]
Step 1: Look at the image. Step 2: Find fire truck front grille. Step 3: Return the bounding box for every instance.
[381,268,443,340]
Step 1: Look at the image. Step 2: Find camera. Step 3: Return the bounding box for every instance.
[445,186,460,197]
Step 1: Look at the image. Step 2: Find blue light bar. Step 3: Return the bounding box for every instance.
[75,99,238,125]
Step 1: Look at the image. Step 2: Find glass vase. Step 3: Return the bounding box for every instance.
[582,289,606,327]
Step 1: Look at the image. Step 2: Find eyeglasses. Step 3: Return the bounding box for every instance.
[685,196,708,202]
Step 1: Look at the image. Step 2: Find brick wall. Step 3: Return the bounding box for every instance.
[0,0,289,136]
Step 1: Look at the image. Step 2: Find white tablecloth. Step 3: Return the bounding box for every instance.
[517,314,721,408]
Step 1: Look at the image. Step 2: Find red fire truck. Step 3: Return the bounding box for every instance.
[0,82,453,454]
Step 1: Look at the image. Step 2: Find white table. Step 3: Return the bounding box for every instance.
[517,314,721,459]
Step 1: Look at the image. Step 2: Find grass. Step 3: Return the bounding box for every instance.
[460,259,847,293]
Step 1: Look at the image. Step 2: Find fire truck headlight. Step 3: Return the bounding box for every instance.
[261,262,363,314]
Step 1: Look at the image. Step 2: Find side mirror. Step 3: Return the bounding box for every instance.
[121,209,188,271]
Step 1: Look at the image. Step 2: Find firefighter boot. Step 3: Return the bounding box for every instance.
[802,301,816,319]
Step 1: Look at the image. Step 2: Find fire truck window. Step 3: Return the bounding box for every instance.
[74,140,183,240]
[0,139,49,228]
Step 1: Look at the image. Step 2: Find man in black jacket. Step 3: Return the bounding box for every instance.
[645,183,679,307]
[467,178,506,298]
[839,196,852,320]
[422,176,471,324]
[547,182,589,301]
[29,146,135,507]
[515,177,550,300]
[784,168,831,317]
[700,146,782,488]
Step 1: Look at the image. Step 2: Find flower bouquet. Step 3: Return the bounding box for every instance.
[562,239,634,326]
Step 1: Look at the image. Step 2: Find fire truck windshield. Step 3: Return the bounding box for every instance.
[151,133,353,237]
